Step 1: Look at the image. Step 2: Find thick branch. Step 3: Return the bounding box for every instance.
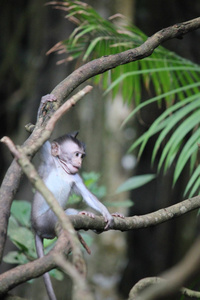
[70,195,200,231]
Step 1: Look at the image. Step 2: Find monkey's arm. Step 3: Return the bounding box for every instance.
[73,174,113,228]
[40,140,51,161]
[38,141,54,176]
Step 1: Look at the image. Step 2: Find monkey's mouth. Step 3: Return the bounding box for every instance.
[72,165,80,171]
[57,157,80,174]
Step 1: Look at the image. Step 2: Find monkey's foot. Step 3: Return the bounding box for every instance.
[112,212,125,218]
[78,211,95,219]
[41,94,57,104]
[39,94,57,117]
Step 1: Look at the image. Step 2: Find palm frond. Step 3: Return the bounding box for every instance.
[51,2,200,102]
[50,1,200,197]
[50,1,199,106]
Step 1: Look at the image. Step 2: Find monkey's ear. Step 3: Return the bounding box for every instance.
[51,142,60,157]
[70,131,79,139]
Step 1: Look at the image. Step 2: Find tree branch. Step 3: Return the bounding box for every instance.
[70,195,200,231]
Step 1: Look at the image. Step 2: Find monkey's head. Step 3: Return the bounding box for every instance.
[51,132,86,174]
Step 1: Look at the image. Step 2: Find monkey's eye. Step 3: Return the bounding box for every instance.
[75,152,85,158]
[75,152,82,157]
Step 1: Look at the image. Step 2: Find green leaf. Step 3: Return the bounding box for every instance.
[83,36,109,60]
[164,109,200,169]
[173,128,200,184]
[188,176,200,198]
[116,174,156,194]
[43,238,57,249]
[122,82,200,127]
[130,93,197,157]
[11,200,31,227]
[68,194,81,205]
[151,97,200,163]
[49,269,64,281]
[7,215,34,253]
[184,165,200,196]
[72,25,97,46]
[3,251,29,265]
[82,172,107,198]
[8,226,35,252]
[158,108,200,171]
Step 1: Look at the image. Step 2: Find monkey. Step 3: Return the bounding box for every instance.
[31,132,115,237]
[31,132,117,299]
[31,95,123,300]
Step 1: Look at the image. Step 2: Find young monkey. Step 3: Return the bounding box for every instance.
[31,132,114,238]
[31,94,122,300]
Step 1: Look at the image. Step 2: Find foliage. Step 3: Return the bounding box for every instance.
[50,1,200,197]
[4,200,64,281]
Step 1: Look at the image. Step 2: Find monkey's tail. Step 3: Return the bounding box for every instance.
[35,234,57,300]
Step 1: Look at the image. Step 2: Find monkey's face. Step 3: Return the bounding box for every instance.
[59,141,85,174]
